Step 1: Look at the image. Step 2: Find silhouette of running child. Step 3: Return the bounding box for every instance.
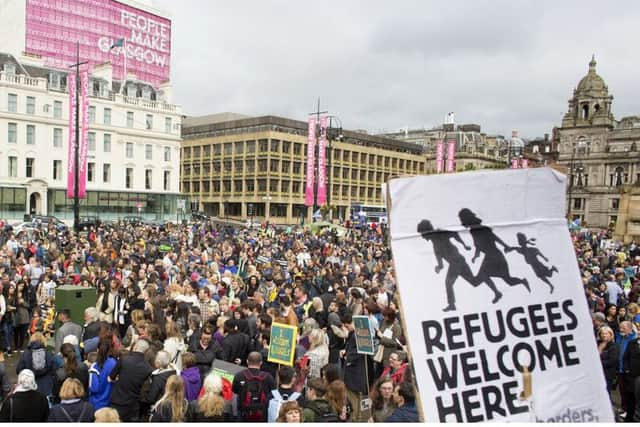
[417,219,477,312]
[458,208,530,295]
[506,232,558,293]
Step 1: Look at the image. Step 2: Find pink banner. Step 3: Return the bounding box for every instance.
[66,73,77,198]
[305,118,317,207]
[78,70,89,198]
[25,0,171,88]
[435,141,444,173]
[521,158,529,168]
[317,116,328,206]
[511,158,519,169]
[446,140,456,172]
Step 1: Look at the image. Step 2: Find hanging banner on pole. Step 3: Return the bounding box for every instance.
[317,116,328,206]
[78,70,89,199]
[305,118,317,207]
[511,158,520,169]
[521,158,529,169]
[66,73,77,199]
[388,168,613,423]
[436,141,444,173]
[446,140,456,172]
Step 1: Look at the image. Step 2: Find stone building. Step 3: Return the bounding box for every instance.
[557,56,640,229]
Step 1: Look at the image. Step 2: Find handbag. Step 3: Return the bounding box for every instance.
[373,345,384,363]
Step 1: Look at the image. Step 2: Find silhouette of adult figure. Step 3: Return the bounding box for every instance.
[507,232,558,293]
[458,208,529,295]
[417,219,476,312]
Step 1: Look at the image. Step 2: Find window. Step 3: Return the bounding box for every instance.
[27,125,35,145]
[270,139,280,152]
[8,93,17,112]
[53,128,62,147]
[164,146,171,161]
[573,198,583,210]
[103,134,111,152]
[125,168,133,188]
[145,169,152,189]
[8,156,17,177]
[89,106,96,123]
[165,117,172,133]
[87,162,95,182]
[246,179,254,192]
[53,160,62,180]
[8,123,17,143]
[103,164,111,183]
[26,96,35,114]
[146,114,153,130]
[26,157,35,177]
[88,132,96,151]
[126,111,134,128]
[104,108,111,125]
[163,171,170,191]
[54,101,62,119]
[224,143,233,155]
[612,199,620,210]
[145,144,153,160]
[246,141,255,153]
[126,142,134,158]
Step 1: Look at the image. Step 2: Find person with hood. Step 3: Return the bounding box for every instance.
[386,381,419,422]
[16,332,55,397]
[88,335,117,410]
[180,352,202,401]
[47,378,95,422]
[140,350,176,419]
[302,378,339,422]
[0,369,49,422]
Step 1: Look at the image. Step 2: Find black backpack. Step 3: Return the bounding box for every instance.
[238,370,268,421]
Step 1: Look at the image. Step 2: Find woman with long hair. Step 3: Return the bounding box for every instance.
[306,328,329,380]
[325,379,352,422]
[88,334,117,410]
[96,279,117,323]
[370,377,397,422]
[53,342,89,401]
[150,374,189,422]
[13,281,30,351]
[187,372,228,422]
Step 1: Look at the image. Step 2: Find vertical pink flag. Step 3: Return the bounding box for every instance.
[521,158,529,168]
[305,118,317,207]
[66,73,77,198]
[78,70,89,198]
[317,116,328,206]
[435,141,444,173]
[446,140,456,172]
[511,158,519,169]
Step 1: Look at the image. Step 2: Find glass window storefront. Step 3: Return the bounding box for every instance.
[0,187,27,220]
[48,190,178,221]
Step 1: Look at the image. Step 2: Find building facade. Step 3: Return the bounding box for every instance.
[0,0,182,221]
[557,56,640,229]
[181,115,426,225]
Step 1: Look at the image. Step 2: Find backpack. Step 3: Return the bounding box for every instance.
[267,389,300,423]
[238,370,268,421]
[309,404,340,422]
[31,347,48,376]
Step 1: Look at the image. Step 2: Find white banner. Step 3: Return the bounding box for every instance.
[388,168,613,423]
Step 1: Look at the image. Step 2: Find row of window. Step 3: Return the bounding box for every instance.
[569,169,640,188]
[6,93,174,133]
[182,141,424,171]
[4,156,171,191]
[571,198,619,210]
[182,179,383,199]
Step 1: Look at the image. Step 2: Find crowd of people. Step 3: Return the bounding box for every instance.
[0,216,419,422]
[577,227,640,422]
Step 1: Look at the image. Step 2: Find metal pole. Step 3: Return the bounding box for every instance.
[567,148,575,219]
[73,42,81,232]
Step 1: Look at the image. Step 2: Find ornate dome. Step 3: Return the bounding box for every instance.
[576,55,607,95]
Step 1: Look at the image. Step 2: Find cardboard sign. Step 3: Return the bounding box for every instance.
[267,322,298,366]
[388,168,613,423]
[353,315,375,355]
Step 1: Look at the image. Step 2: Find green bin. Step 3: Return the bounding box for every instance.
[55,285,96,327]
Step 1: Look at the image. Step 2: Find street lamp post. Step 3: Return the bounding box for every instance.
[566,146,577,219]
[327,115,343,221]
[69,42,88,233]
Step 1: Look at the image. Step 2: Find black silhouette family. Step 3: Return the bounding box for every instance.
[417,208,558,312]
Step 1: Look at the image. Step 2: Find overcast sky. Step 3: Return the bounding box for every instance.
[155,0,640,139]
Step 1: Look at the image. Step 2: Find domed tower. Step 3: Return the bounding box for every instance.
[561,55,615,128]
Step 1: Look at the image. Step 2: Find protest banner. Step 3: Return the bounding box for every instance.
[267,322,298,366]
[353,315,375,355]
[388,167,614,423]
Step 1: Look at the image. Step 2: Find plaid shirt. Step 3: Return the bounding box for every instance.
[199,299,219,324]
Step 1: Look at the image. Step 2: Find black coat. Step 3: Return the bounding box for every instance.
[47,400,95,422]
[141,368,177,415]
[222,331,250,364]
[82,321,101,342]
[189,340,223,380]
[599,341,619,390]
[0,390,49,422]
[108,351,153,407]
[343,330,367,395]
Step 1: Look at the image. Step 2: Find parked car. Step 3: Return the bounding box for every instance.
[24,214,67,231]
[122,215,145,225]
[78,216,101,230]
[191,211,209,221]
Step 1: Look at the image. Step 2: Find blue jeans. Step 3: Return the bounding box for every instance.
[1,321,13,351]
